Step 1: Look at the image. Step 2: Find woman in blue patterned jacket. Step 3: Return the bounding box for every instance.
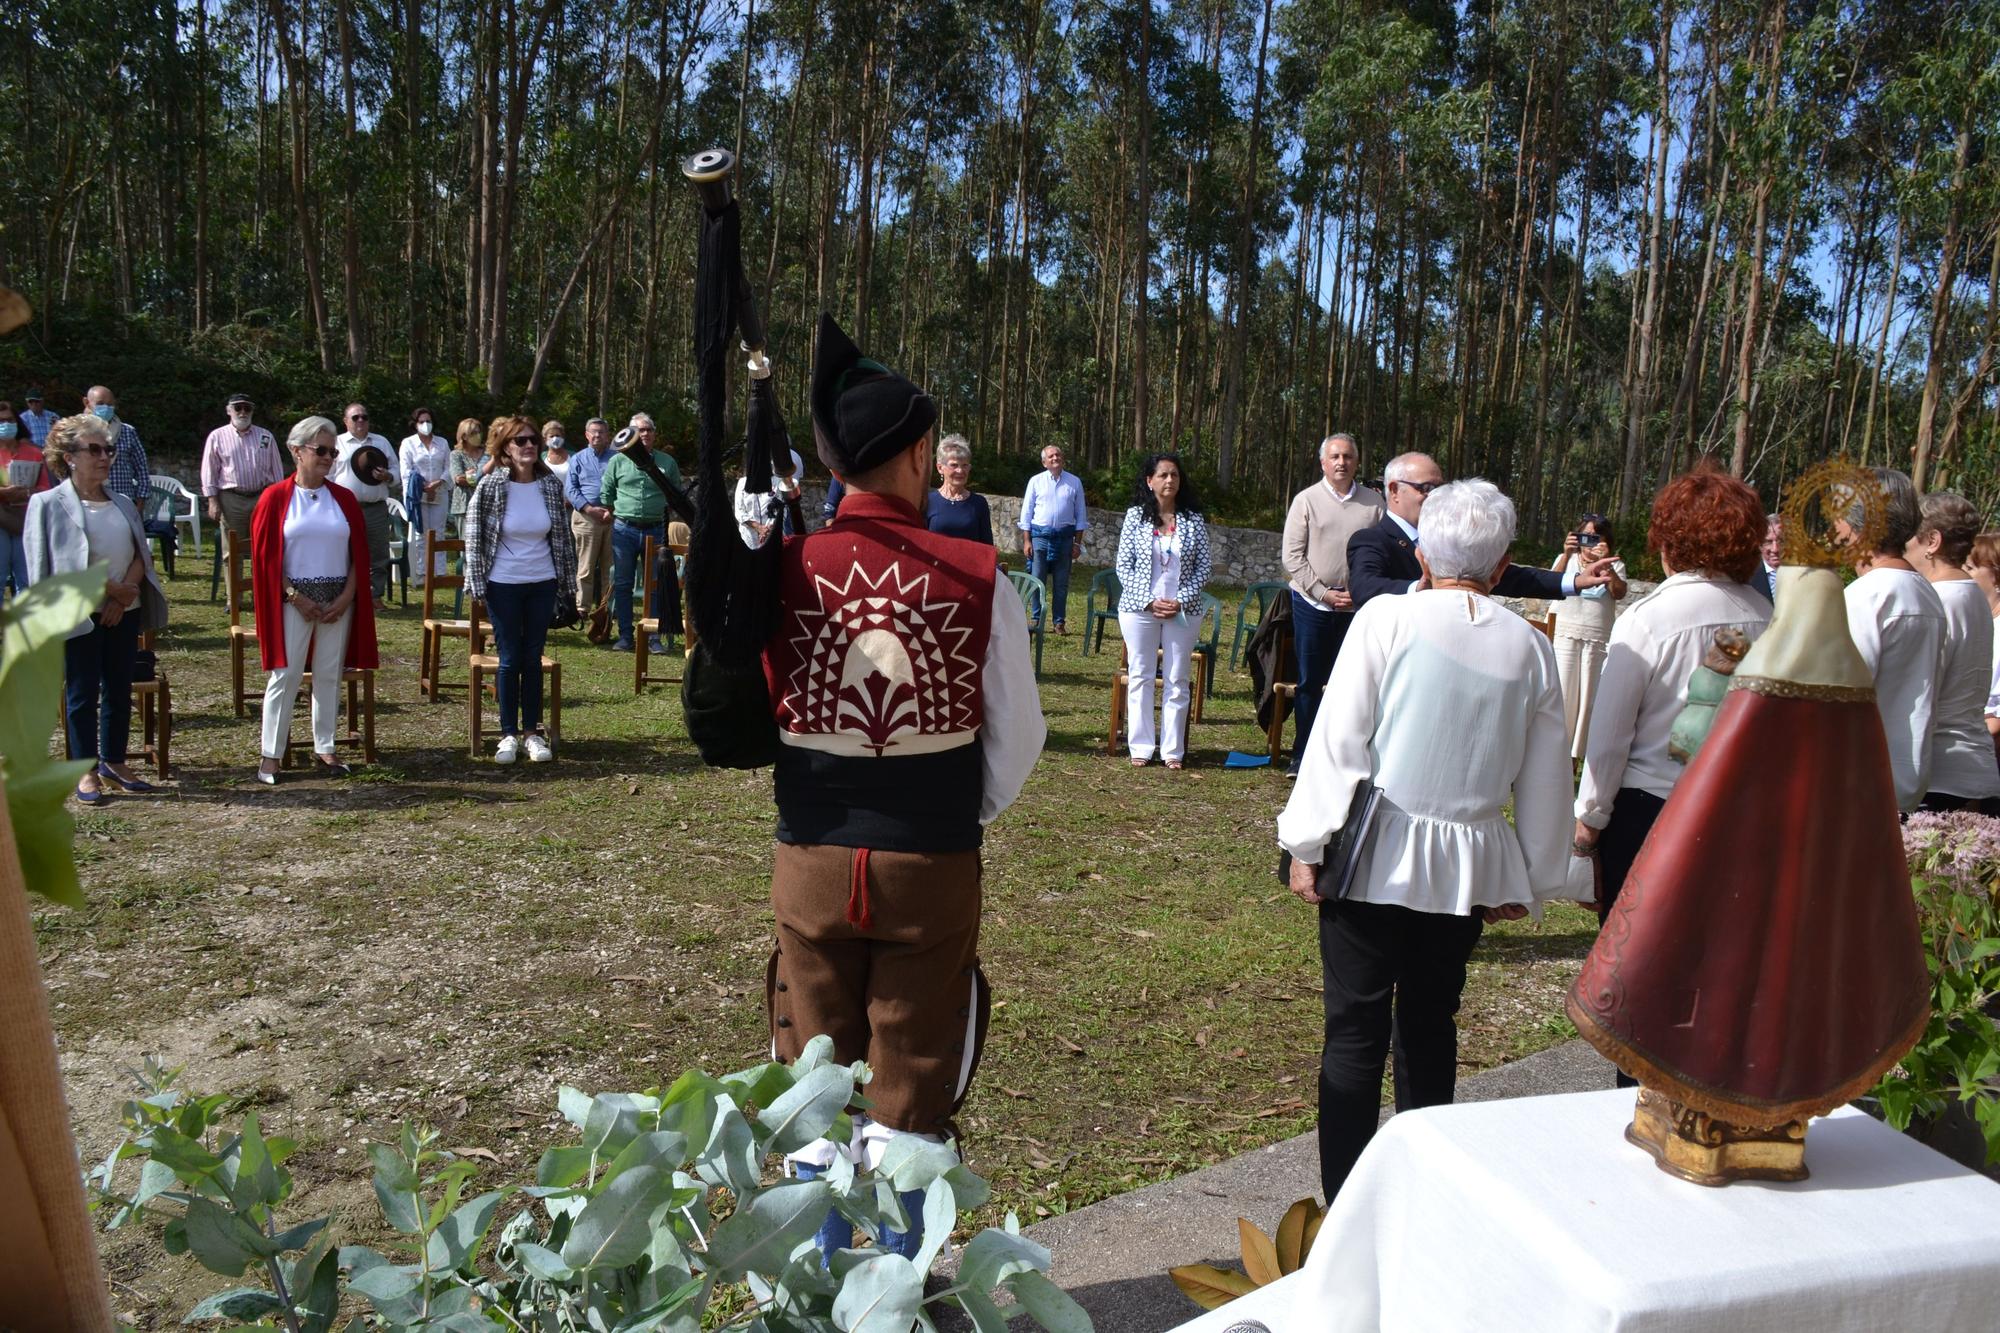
[1115,453,1212,769]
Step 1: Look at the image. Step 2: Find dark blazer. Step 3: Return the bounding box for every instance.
[1347,515,1568,609]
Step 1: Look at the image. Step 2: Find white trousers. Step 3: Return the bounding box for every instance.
[1554,632,1609,760]
[260,602,353,759]
[1120,609,1199,762]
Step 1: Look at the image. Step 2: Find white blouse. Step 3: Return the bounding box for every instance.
[281,484,351,581]
[78,497,136,578]
[1576,573,1771,826]
[1149,527,1181,602]
[1926,579,2000,799]
[1277,589,1574,916]
[1552,554,1628,641]
[1845,566,1947,812]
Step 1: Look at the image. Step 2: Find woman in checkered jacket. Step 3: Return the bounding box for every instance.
[1114,453,1211,768]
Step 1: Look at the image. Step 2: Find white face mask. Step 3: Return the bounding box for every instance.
[547,437,565,451]
[417,420,434,437]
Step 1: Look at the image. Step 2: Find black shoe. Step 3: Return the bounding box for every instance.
[613,637,634,652]
[1285,758,1301,779]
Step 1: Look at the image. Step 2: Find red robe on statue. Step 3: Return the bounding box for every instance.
[1568,565,1930,1127]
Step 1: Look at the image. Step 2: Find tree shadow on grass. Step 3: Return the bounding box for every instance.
[1474,927,1599,964]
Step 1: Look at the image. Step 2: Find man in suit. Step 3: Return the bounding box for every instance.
[1755,513,1780,602]
[1348,452,1619,608]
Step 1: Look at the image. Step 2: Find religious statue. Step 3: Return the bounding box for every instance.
[1567,461,1930,1185]
[1667,626,1751,763]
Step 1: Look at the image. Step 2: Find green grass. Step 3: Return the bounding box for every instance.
[41,552,1599,1323]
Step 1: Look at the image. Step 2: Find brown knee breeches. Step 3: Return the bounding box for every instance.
[768,843,992,1135]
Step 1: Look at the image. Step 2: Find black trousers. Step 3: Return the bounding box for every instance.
[1592,787,1667,1087]
[1317,897,1484,1203]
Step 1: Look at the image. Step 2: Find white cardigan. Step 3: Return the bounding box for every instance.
[1277,588,1573,916]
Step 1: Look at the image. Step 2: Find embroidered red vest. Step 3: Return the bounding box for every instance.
[762,491,997,851]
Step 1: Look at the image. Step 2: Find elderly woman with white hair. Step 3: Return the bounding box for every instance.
[1277,478,1573,1203]
[925,434,992,543]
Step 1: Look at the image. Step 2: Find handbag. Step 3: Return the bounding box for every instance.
[1277,780,1384,902]
[130,649,157,684]
[681,644,780,769]
[549,591,581,630]
[585,599,613,643]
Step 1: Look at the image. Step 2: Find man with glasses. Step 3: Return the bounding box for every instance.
[1348,452,1617,609]
[331,402,401,599]
[597,412,682,652]
[200,393,284,544]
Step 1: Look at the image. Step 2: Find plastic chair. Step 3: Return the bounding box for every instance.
[385,497,413,606]
[1230,580,1287,671]
[155,475,202,557]
[1084,569,1122,655]
[1194,592,1223,698]
[1005,569,1050,678]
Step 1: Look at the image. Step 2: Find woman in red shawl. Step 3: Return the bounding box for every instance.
[250,416,379,784]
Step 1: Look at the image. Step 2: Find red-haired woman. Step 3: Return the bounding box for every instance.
[1573,467,1771,931]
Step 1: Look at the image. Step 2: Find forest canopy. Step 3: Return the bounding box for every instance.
[2,0,1995,531]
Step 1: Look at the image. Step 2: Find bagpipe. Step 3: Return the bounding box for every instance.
[675,146,789,769]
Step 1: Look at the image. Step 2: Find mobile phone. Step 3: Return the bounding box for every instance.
[1577,532,1603,548]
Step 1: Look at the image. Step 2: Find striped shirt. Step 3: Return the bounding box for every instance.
[200,424,284,495]
[19,408,57,447]
[106,422,151,508]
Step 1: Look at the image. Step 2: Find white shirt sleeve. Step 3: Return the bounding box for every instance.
[1844,581,1883,676]
[1574,617,1653,828]
[979,571,1046,823]
[1513,639,1577,899]
[1277,603,1387,862]
[1017,475,1038,531]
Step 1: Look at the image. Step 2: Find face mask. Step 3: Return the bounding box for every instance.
[417,420,433,436]
[547,437,565,451]
[0,424,16,440]
[93,405,117,423]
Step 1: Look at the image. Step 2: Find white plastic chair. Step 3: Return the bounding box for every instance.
[155,475,203,556]
[386,497,412,604]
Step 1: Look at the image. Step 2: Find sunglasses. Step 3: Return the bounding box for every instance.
[348,413,369,422]
[301,444,338,459]
[1393,479,1443,496]
[510,434,540,446]
[72,443,113,458]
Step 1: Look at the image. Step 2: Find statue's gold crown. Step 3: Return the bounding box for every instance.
[1779,461,1888,568]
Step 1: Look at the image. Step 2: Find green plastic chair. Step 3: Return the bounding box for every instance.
[1084,569,1123,655]
[1006,569,1050,678]
[1230,580,1287,671]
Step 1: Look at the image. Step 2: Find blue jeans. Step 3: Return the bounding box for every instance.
[1290,591,1354,755]
[485,579,555,736]
[64,614,139,763]
[611,519,660,640]
[1027,525,1076,627]
[0,529,22,596]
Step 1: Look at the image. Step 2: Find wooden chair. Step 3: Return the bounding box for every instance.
[420,538,473,700]
[633,536,691,693]
[59,628,173,779]
[467,598,562,757]
[1264,621,1297,760]
[221,532,259,717]
[277,667,377,768]
[1106,637,1209,753]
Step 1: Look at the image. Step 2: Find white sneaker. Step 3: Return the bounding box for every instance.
[495,734,521,764]
[524,733,553,763]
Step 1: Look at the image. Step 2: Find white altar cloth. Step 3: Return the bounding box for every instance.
[1268,1089,2000,1332]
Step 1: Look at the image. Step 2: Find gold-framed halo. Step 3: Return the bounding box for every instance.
[1779,460,1888,568]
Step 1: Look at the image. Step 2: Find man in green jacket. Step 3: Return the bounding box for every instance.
[600,413,683,652]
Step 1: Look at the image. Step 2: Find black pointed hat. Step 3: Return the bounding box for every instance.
[808,313,937,477]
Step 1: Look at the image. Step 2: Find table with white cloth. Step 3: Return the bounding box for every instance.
[1173,1088,2000,1333]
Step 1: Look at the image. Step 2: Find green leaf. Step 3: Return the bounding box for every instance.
[759,1064,856,1155]
[561,1164,679,1271]
[659,1070,727,1151]
[959,1227,1050,1294]
[0,569,106,907]
[697,1099,761,1196]
[793,1035,837,1074]
[515,1240,574,1282]
[370,1142,424,1234]
[183,1287,285,1322]
[831,1253,922,1332]
[182,1197,260,1276]
[141,1126,226,1185]
[270,1216,329,1253]
[703,1179,835,1281]
[227,1111,284,1211]
[346,1258,423,1303]
[942,1163,992,1212]
[1005,1269,1092,1333]
[950,1289,1014,1333]
[601,1130,691,1187]
[289,1232,341,1333]
[557,1085,595,1128]
[874,1137,959,1194]
[426,1189,507,1272]
[536,1144,596,1188]
[584,1092,648,1157]
[912,1177,956,1276]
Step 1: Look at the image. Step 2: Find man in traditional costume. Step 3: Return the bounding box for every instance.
[763,315,1045,1256]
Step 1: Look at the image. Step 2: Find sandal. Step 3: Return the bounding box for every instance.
[1130,756,1149,767]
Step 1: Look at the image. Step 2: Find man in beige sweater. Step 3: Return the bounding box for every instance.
[1281,433,1384,774]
